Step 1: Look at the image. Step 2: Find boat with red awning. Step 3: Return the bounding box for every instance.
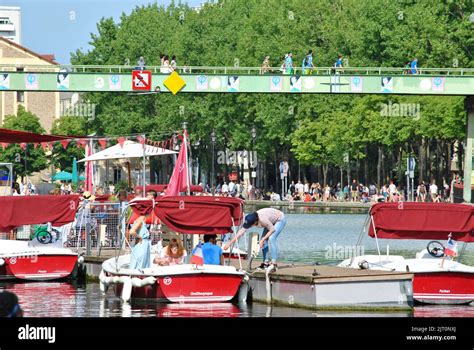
[0,195,82,281]
[340,202,474,304]
[101,196,248,303]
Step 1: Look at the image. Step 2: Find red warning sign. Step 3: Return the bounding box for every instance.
[132,70,152,91]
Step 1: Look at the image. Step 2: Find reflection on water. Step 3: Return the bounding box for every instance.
[1,213,473,317]
[1,282,472,318]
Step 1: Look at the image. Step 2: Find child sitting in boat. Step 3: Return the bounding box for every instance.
[153,238,187,266]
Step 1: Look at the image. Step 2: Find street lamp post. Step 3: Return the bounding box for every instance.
[211,130,216,195]
[251,126,256,186]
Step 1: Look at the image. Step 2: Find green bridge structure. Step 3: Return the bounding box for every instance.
[1,64,474,201]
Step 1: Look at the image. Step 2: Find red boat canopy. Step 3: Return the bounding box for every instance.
[0,128,74,143]
[368,202,474,242]
[0,195,80,231]
[130,196,244,234]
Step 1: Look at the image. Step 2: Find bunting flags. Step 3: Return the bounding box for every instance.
[98,139,107,150]
[0,133,181,156]
[118,137,126,148]
[60,140,70,150]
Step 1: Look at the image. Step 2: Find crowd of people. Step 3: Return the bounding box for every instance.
[133,51,418,76]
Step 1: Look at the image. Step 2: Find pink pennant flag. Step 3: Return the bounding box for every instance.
[1,142,9,150]
[60,140,70,149]
[98,139,107,150]
[136,135,145,145]
[118,137,126,148]
[19,143,27,150]
[41,142,49,151]
[33,143,39,149]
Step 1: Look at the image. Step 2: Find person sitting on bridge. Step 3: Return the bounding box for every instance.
[260,56,271,74]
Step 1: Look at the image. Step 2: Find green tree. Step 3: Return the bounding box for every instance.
[0,106,48,178]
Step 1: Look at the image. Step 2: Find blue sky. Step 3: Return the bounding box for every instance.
[4,0,203,64]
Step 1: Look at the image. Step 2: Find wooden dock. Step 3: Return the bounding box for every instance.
[82,251,414,310]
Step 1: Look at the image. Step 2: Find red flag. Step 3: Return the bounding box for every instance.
[98,139,107,150]
[118,137,126,148]
[33,143,39,149]
[60,140,70,149]
[164,140,189,196]
[41,142,49,151]
[19,143,27,150]
[136,135,145,145]
[0,142,9,150]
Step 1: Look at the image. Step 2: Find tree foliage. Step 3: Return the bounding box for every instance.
[69,0,473,187]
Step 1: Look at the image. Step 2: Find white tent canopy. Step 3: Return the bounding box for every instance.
[78,140,176,162]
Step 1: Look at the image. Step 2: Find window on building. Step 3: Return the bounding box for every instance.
[113,168,122,183]
[16,91,24,102]
[16,68,24,102]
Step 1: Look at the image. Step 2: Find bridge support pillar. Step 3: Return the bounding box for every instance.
[463,96,474,203]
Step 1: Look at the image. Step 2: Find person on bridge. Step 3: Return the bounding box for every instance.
[410,58,418,74]
[223,208,287,268]
[302,49,315,75]
[285,52,294,74]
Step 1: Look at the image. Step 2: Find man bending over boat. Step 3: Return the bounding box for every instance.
[223,208,286,269]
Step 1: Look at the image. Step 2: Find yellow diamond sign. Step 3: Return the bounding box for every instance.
[164,71,186,95]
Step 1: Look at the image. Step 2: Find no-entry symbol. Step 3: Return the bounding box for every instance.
[132,70,151,90]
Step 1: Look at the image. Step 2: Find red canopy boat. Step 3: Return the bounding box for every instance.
[341,202,474,304]
[0,195,82,281]
[101,196,248,303]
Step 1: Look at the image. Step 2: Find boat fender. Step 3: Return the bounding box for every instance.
[121,276,132,302]
[119,276,130,284]
[99,270,109,294]
[131,277,143,287]
[142,276,156,286]
[77,255,85,264]
[0,258,4,266]
[243,274,250,282]
[358,260,369,269]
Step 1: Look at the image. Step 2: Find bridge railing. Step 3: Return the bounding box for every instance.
[1,64,473,75]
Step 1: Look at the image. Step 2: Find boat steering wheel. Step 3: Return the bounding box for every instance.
[427,241,445,258]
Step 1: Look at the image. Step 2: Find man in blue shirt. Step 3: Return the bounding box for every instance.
[201,234,223,265]
[410,58,418,74]
[302,49,314,75]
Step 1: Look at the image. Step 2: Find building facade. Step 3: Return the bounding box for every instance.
[0,6,21,44]
[0,37,60,131]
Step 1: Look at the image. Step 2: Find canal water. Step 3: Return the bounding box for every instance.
[1,212,473,317]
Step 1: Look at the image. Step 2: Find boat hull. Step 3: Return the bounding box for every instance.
[413,272,474,304]
[0,254,78,281]
[113,271,244,303]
